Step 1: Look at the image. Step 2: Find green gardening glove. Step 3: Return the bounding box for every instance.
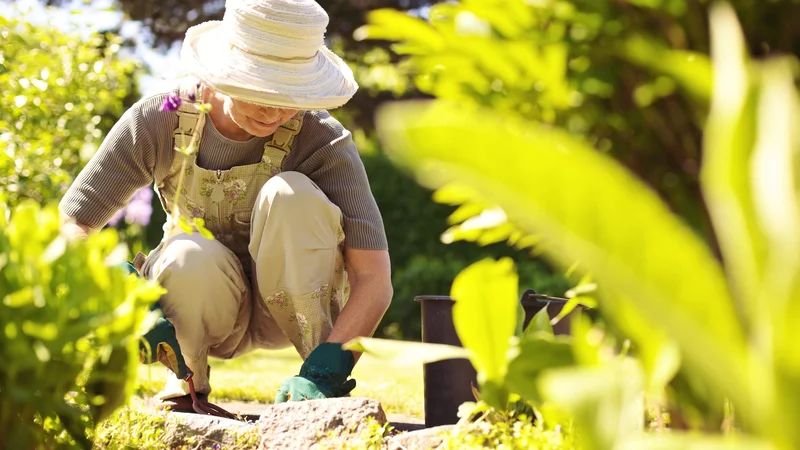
[275,343,357,403]
[119,261,190,379]
[139,303,190,379]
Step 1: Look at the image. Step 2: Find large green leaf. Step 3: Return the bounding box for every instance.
[375,99,748,418]
[701,2,765,331]
[701,4,800,444]
[752,58,800,449]
[450,258,519,388]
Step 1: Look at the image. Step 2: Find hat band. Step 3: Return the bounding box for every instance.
[231,41,319,63]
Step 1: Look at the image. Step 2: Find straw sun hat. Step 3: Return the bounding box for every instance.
[180,0,358,110]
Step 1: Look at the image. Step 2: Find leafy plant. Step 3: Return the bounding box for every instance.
[349,1,800,449]
[441,403,576,450]
[0,15,139,206]
[0,201,164,448]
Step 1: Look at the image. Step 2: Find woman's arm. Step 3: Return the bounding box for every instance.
[58,93,173,232]
[326,248,393,359]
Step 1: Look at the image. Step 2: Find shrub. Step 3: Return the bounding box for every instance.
[0,15,139,206]
[0,201,163,448]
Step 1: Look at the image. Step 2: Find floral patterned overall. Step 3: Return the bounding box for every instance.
[144,96,349,398]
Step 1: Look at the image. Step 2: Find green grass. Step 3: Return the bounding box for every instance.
[135,347,424,418]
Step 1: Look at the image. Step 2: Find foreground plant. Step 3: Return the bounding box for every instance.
[0,202,164,448]
[349,2,800,449]
[442,402,575,450]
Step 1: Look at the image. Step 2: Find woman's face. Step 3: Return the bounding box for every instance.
[223,97,298,138]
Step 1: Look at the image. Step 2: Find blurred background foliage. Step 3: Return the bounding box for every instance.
[0,15,139,206]
[3,0,799,342]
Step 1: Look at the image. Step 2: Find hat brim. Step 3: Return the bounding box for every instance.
[181,21,358,110]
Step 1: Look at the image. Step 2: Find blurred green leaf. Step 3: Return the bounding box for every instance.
[639,336,681,395]
[192,217,216,240]
[3,287,34,307]
[359,9,445,51]
[700,4,800,443]
[0,201,162,445]
[451,258,519,393]
[622,35,712,103]
[701,1,765,326]
[750,57,800,449]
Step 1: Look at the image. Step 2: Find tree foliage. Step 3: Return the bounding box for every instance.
[358,0,800,248]
[0,15,139,206]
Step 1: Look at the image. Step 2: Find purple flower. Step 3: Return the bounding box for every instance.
[160,93,182,112]
[108,188,154,228]
[124,188,153,226]
[124,200,152,226]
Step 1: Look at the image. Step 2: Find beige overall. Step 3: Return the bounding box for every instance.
[140,100,349,400]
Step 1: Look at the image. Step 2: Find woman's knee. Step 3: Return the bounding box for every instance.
[150,233,247,332]
[259,171,338,218]
[156,234,242,283]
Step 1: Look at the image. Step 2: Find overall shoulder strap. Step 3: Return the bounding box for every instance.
[263,111,305,171]
[173,99,202,153]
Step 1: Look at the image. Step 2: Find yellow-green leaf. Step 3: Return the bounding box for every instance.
[525,305,553,337]
[450,258,519,385]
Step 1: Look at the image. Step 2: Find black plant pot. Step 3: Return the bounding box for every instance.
[415,290,581,428]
